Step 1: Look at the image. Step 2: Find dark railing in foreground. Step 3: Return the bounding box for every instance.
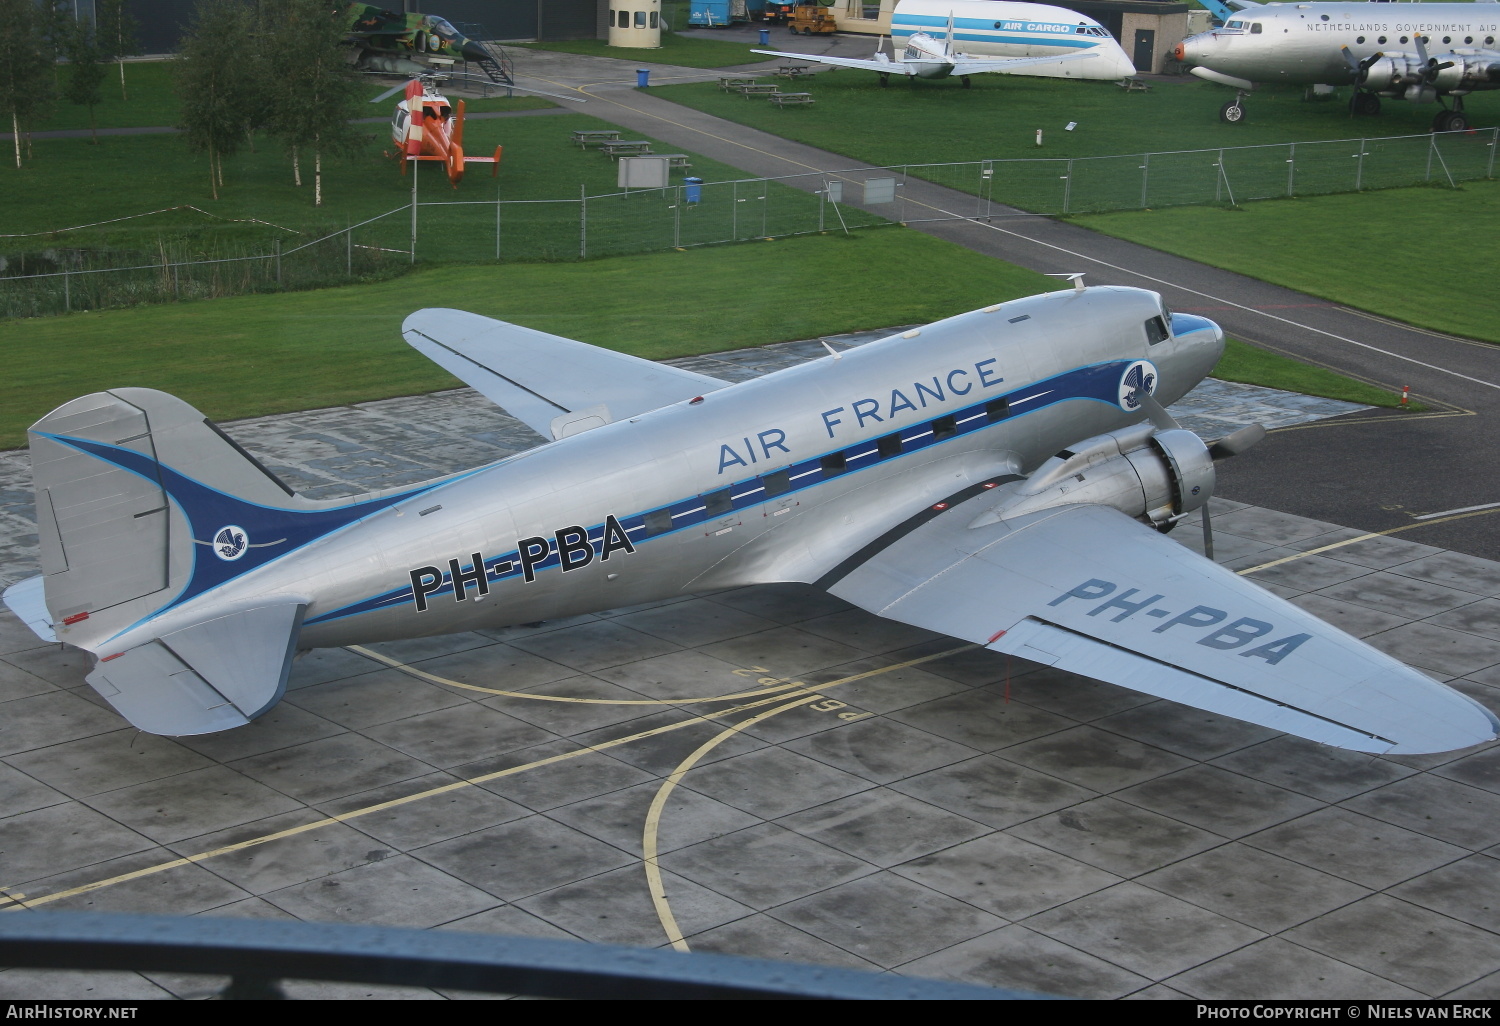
[0,912,1043,1000]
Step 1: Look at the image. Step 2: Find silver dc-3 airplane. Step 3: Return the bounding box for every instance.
[5,283,1497,756]
[1175,0,1500,128]
[751,0,1136,86]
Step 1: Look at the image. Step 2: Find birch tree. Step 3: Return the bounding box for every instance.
[0,0,59,168]
[175,0,261,199]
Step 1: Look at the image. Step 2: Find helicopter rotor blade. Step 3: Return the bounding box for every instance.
[370,81,410,103]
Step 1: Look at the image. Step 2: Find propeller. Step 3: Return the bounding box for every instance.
[1200,422,1267,561]
[1341,45,1384,85]
[1413,35,1456,83]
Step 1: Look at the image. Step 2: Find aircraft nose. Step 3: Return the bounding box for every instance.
[461,39,490,64]
[1172,42,1186,61]
[1176,34,1208,65]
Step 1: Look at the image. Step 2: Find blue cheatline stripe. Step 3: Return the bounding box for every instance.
[304,350,1192,626]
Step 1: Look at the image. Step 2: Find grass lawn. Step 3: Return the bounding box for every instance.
[652,72,1500,167]
[0,110,751,257]
[1216,339,1416,409]
[1072,179,1500,345]
[515,31,760,70]
[0,227,1403,449]
[23,61,554,134]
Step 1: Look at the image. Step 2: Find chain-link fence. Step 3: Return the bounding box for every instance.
[4,127,1494,318]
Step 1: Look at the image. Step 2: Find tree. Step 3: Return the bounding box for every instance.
[95,0,140,101]
[60,11,110,143]
[261,0,368,206]
[0,0,60,168]
[175,0,262,199]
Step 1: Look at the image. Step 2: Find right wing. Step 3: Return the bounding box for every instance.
[750,49,916,75]
[829,499,1498,755]
[403,309,729,439]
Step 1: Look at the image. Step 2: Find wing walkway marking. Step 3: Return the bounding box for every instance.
[535,79,1500,398]
[0,644,974,913]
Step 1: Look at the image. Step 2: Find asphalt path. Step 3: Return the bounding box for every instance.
[509,43,1500,559]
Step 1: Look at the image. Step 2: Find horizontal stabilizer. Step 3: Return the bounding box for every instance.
[403,309,728,439]
[2,576,56,642]
[87,602,305,736]
[831,500,1498,755]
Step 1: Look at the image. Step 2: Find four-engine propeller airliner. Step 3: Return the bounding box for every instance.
[751,0,1137,86]
[5,284,1496,759]
[1174,1,1500,128]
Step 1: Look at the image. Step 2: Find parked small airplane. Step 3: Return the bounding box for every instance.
[375,77,501,186]
[1174,0,1500,127]
[5,283,1496,757]
[752,0,1137,85]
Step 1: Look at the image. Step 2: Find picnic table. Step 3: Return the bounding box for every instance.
[600,139,654,158]
[1116,78,1152,92]
[719,76,758,91]
[775,65,812,79]
[737,83,781,98]
[572,129,622,148]
[769,92,815,107]
[655,153,693,168]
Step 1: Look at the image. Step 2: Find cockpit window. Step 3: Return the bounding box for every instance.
[1145,316,1170,345]
[1224,19,1245,31]
[429,17,459,40]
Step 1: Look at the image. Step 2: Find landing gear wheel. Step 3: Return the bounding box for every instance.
[878,72,890,87]
[1433,109,1469,132]
[961,75,972,88]
[1219,100,1246,123]
[1350,91,1381,116]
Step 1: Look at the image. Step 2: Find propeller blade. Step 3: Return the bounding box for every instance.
[1414,33,1430,65]
[1208,422,1267,460]
[1341,45,1362,74]
[370,81,408,103]
[1135,391,1181,432]
[1202,500,1215,561]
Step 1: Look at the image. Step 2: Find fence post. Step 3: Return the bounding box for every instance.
[1355,139,1365,191]
[63,270,70,313]
[495,193,502,260]
[1286,142,1295,197]
[346,224,352,277]
[274,240,281,285]
[1489,128,1498,179]
[173,261,181,299]
[673,186,681,249]
[1140,153,1149,208]
[579,184,587,260]
[818,184,825,233]
[1426,135,1435,182]
[1062,158,1073,214]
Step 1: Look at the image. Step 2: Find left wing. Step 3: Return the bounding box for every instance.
[828,498,1498,755]
[750,49,915,75]
[403,309,729,440]
[947,51,1101,76]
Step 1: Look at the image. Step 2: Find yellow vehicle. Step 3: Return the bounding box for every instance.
[788,5,836,34]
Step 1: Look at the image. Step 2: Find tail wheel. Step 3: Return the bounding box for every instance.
[1219,100,1245,123]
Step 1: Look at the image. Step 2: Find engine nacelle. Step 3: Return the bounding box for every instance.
[970,423,1215,529]
[1365,53,1472,92]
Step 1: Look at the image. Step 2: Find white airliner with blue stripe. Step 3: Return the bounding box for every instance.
[752,0,1136,84]
[5,283,1497,758]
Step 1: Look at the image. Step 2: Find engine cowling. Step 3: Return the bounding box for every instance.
[970,423,1215,530]
[1364,53,1474,93]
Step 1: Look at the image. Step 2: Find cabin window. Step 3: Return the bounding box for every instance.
[1442,35,1451,44]
[1250,22,1263,34]
[986,398,1011,423]
[877,433,903,458]
[1145,316,1170,345]
[1465,36,1473,44]
[994,21,1003,28]
[701,489,733,517]
[1400,35,1408,43]
[635,11,647,28]
[821,453,848,477]
[650,11,659,28]
[644,509,674,535]
[762,469,791,496]
[1488,37,1496,46]
[1356,35,1365,43]
[932,415,958,440]
[1320,13,1329,21]
[1378,36,1387,44]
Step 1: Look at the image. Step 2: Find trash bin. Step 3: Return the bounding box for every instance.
[636,68,650,88]
[758,28,770,45]
[684,176,703,204]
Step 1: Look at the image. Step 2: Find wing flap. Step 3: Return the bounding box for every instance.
[830,501,1498,755]
[402,309,728,438]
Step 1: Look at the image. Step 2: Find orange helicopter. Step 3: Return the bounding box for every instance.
[381,76,501,186]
